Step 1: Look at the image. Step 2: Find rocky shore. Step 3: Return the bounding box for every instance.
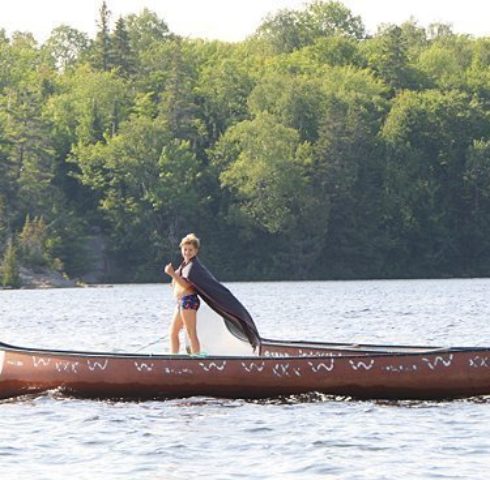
[17,267,79,289]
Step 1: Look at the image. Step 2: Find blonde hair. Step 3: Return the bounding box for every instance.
[179,233,200,250]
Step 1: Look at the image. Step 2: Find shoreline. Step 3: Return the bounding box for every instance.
[2,275,489,291]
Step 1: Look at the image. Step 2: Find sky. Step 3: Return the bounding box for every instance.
[1,0,489,43]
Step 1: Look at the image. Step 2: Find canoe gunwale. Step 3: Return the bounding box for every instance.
[1,340,489,361]
[260,337,440,350]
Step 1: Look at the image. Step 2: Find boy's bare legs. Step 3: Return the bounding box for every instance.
[169,307,183,354]
[181,309,201,354]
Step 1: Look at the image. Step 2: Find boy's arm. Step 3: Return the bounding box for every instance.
[164,263,191,289]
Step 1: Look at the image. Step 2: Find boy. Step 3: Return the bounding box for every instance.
[164,233,202,355]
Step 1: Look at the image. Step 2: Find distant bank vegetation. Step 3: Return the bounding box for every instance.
[1,1,490,286]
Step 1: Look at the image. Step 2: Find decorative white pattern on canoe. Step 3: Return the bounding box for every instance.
[33,356,51,368]
[384,364,418,373]
[134,361,154,372]
[263,350,291,357]
[469,356,489,368]
[7,360,24,367]
[308,359,335,373]
[87,359,109,371]
[349,359,375,371]
[241,361,265,373]
[421,354,454,370]
[55,360,80,373]
[163,367,193,375]
[199,361,227,372]
[272,363,301,377]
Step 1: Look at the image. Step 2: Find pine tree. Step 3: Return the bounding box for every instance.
[1,239,21,288]
[88,99,106,143]
[159,41,201,147]
[3,87,56,217]
[92,1,112,71]
[0,198,9,247]
[0,120,16,220]
[18,215,48,267]
[110,17,136,77]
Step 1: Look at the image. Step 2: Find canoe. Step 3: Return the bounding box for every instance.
[2,281,488,401]
[1,338,490,400]
[2,303,489,401]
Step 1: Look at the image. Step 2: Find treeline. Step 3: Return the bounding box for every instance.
[1,1,490,285]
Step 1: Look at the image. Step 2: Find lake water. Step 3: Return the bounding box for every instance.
[1,279,490,479]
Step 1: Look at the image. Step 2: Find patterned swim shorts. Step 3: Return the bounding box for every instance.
[179,294,200,311]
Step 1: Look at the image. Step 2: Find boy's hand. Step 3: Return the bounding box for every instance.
[164,263,175,276]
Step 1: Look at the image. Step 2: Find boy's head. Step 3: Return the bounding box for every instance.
[179,233,201,254]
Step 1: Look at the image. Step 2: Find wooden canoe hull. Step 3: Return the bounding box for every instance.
[1,342,490,400]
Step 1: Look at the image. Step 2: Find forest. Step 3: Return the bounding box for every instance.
[1,1,490,286]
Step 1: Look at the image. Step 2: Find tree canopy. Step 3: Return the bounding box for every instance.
[1,1,490,284]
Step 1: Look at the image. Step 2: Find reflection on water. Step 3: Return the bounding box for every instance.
[1,279,490,479]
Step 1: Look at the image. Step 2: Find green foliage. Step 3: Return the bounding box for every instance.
[0,1,489,281]
[195,46,256,141]
[381,89,488,275]
[216,112,307,233]
[17,216,62,271]
[45,64,131,145]
[361,25,419,91]
[110,17,137,78]
[305,35,364,67]
[91,1,112,71]
[0,198,8,246]
[256,1,365,54]
[462,140,490,272]
[43,25,89,71]
[416,36,473,89]
[125,8,171,53]
[248,74,325,142]
[1,239,21,288]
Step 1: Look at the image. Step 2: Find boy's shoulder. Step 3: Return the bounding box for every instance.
[181,259,195,277]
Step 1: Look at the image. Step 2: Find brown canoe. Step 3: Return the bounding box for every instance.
[1,339,489,400]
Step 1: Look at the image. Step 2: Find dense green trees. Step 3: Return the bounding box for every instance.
[1,239,20,288]
[1,1,489,284]
[257,1,364,54]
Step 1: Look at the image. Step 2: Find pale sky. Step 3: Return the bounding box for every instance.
[1,0,489,43]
